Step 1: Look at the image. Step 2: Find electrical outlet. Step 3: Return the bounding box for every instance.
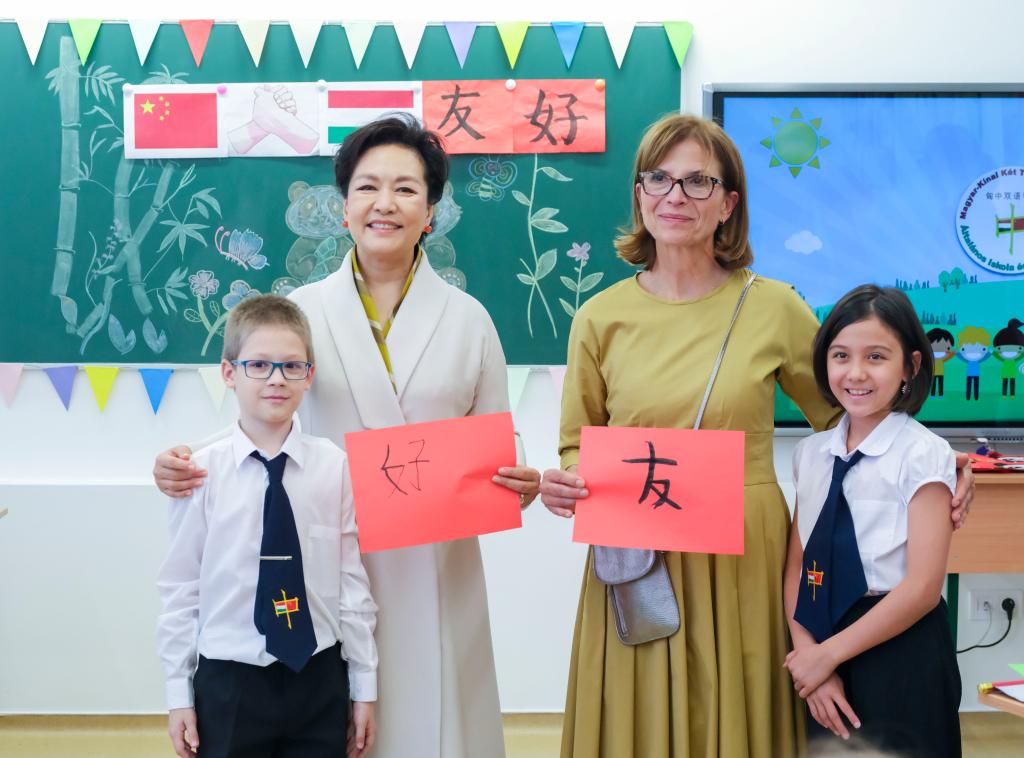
[968,589,1023,621]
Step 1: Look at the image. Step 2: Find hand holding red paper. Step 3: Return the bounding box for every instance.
[344,412,521,552]
[573,426,745,554]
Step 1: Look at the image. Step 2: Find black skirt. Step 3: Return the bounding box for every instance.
[808,595,962,758]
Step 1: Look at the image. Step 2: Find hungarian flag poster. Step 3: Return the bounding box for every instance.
[124,84,227,158]
[318,82,423,156]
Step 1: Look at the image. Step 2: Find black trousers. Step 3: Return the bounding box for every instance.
[194,643,349,758]
[931,375,944,396]
[808,596,961,757]
[966,376,979,400]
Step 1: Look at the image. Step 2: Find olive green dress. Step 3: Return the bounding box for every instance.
[558,270,840,758]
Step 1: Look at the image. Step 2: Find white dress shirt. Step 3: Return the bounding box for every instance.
[156,420,378,710]
[792,412,956,593]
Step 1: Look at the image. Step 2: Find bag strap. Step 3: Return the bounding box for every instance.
[693,271,757,431]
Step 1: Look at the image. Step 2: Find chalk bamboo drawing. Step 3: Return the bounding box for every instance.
[46,40,227,356]
[512,155,573,338]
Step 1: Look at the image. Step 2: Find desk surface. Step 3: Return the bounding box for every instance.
[947,473,1024,574]
[979,690,1024,718]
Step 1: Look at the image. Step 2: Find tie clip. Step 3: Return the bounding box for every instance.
[260,555,293,561]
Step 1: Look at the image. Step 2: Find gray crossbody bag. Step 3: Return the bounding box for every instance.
[592,272,757,645]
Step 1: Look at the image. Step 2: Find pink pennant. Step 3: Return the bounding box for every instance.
[0,363,24,407]
[180,19,214,66]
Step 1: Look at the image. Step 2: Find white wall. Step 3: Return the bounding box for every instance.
[3,2,1024,714]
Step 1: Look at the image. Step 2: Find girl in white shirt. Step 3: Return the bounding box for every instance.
[783,284,960,757]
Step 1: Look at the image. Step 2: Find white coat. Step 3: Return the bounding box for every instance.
[290,250,509,758]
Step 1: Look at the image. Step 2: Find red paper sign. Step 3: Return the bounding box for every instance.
[422,79,605,154]
[344,412,521,552]
[134,92,219,149]
[573,426,745,554]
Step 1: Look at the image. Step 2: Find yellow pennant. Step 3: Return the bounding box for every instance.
[84,366,119,411]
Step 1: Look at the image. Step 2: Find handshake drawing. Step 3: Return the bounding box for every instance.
[228,84,319,155]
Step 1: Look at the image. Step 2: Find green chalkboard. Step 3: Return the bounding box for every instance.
[0,22,680,364]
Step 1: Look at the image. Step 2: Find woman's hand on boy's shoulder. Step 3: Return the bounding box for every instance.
[951,451,974,530]
[154,446,207,498]
[347,701,376,758]
[167,707,199,757]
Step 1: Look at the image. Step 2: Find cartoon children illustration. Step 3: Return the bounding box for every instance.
[992,318,1024,397]
[956,326,992,401]
[926,328,955,398]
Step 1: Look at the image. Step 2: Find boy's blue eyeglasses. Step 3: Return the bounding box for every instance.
[231,360,312,380]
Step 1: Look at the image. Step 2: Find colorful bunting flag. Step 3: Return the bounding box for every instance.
[319,82,423,155]
[551,22,584,68]
[84,366,119,412]
[180,20,214,67]
[496,22,530,68]
[343,22,376,69]
[602,20,635,68]
[0,364,24,407]
[663,22,694,67]
[444,22,477,68]
[393,22,427,69]
[68,19,102,64]
[197,365,227,410]
[43,365,77,410]
[237,20,270,66]
[139,368,174,413]
[15,18,48,65]
[549,365,567,399]
[288,19,323,68]
[127,20,160,65]
[507,366,531,412]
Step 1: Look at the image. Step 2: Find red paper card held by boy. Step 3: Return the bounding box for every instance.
[573,426,745,554]
[344,412,521,552]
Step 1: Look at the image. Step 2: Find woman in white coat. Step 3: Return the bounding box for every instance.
[154,115,540,758]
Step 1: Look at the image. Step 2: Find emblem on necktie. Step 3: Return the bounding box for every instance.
[273,589,300,630]
[806,560,824,601]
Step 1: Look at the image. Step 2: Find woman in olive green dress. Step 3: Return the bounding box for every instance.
[539,115,972,758]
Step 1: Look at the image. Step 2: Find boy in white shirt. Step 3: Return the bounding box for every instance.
[156,294,377,758]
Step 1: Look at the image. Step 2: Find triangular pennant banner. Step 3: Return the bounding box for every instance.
[238,19,270,66]
[496,22,529,69]
[444,22,477,68]
[127,20,160,65]
[198,365,226,410]
[393,22,427,69]
[343,22,375,68]
[84,366,119,412]
[68,19,102,64]
[44,365,77,410]
[507,367,531,412]
[15,18,48,65]
[551,22,584,68]
[549,365,567,399]
[0,364,24,407]
[288,19,323,68]
[663,22,694,67]
[602,20,635,68]
[180,20,214,67]
[139,368,174,414]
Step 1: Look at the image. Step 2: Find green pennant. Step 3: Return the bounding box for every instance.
[663,22,694,67]
[68,19,102,63]
[496,22,530,69]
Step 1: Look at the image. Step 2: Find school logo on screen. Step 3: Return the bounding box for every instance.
[957,167,1024,276]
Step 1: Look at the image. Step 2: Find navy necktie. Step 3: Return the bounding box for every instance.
[794,450,867,643]
[251,451,317,672]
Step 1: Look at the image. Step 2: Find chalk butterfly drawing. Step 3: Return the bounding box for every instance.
[466,157,517,202]
[214,227,268,270]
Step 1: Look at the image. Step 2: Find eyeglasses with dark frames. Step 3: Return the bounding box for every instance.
[231,359,312,380]
[638,170,725,200]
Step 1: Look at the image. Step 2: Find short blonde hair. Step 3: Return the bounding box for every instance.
[222,294,315,363]
[615,114,753,271]
[957,326,990,346]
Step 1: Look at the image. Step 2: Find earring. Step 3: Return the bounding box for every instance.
[342,219,349,228]
[423,224,433,234]
[901,381,910,396]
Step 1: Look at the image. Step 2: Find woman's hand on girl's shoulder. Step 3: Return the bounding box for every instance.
[539,468,589,518]
[951,451,974,530]
[805,673,860,740]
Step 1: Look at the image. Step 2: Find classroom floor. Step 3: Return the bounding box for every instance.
[0,712,1020,757]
